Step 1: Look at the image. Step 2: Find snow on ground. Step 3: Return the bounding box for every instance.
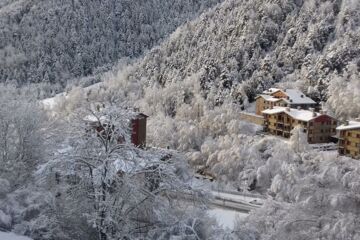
[40,92,66,111]
[244,101,256,113]
[0,232,32,240]
[208,208,248,229]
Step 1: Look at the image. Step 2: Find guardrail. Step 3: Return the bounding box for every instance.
[166,189,263,213]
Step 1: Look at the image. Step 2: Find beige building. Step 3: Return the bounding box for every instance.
[337,121,360,159]
[262,107,337,144]
[256,88,317,115]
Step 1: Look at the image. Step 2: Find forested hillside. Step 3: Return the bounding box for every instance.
[107,0,359,118]
[0,0,221,86]
[2,0,360,239]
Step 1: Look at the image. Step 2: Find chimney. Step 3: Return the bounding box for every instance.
[297,106,301,110]
[344,120,350,126]
[301,95,304,98]
[320,110,324,115]
[286,107,291,112]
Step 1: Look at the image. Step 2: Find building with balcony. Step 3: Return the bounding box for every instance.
[255,88,317,115]
[262,107,337,144]
[336,121,360,159]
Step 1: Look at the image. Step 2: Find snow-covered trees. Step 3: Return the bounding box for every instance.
[97,0,359,111]
[30,105,217,239]
[326,62,360,120]
[234,152,360,240]
[0,0,222,87]
[0,85,47,188]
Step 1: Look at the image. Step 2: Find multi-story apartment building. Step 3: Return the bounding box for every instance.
[256,88,317,115]
[262,107,337,144]
[336,121,360,159]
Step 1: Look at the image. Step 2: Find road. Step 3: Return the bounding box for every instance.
[168,189,264,213]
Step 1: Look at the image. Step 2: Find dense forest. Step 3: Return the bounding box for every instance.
[103,0,360,117]
[0,0,221,87]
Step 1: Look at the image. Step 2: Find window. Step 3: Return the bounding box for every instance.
[303,129,307,133]
[357,134,360,138]
[320,137,323,141]
[348,132,351,137]
[309,122,313,126]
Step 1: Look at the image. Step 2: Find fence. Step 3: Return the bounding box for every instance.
[239,112,264,125]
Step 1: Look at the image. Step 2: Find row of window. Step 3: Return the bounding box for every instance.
[346,132,360,138]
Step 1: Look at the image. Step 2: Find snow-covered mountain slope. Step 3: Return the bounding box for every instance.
[0,0,222,86]
[103,0,359,118]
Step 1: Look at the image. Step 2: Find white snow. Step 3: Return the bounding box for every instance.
[208,208,247,229]
[262,88,316,104]
[282,89,316,104]
[262,88,281,95]
[336,120,360,131]
[256,94,282,102]
[0,210,11,227]
[263,107,329,122]
[0,232,32,240]
[40,92,66,111]
[211,191,264,205]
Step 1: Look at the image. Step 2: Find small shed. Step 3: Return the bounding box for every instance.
[131,113,148,148]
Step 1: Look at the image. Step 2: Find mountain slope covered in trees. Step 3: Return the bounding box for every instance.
[0,0,222,86]
[109,0,359,118]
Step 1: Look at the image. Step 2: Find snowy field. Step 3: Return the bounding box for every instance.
[0,232,32,240]
[208,208,248,229]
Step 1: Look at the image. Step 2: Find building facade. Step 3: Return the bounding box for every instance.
[85,112,148,148]
[255,88,317,115]
[262,107,337,144]
[131,113,148,148]
[337,121,360,159]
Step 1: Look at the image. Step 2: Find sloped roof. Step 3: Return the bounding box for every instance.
[256,94,282,102]
[262,88,281,95]
[262,107,327,122]
[282,89,316,104]
[336,121,360,131]
[261,88,316,105]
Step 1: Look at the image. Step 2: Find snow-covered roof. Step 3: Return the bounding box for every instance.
[282,89,316,105]
[261,88,316,105]
[262,88,281,94]
[256,94,282,102]
[262,107,327,122]
[336,121,360,131]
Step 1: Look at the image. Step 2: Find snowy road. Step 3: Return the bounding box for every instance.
[208,208,248,229]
